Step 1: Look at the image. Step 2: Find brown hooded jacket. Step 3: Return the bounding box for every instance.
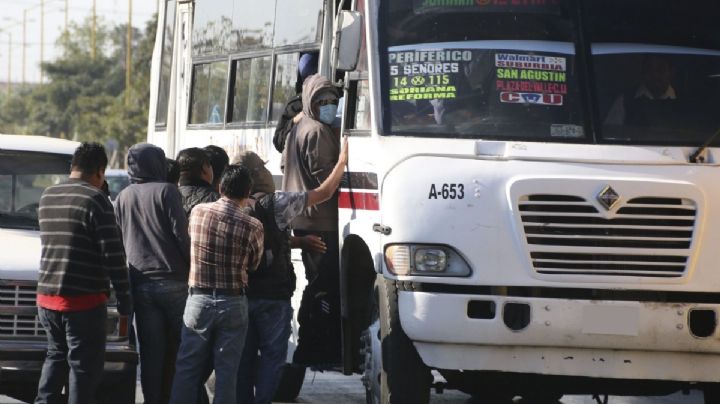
[281,74,340,232]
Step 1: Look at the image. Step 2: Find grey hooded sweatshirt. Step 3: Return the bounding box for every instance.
[281,74,340,232]
[115,143,190,283]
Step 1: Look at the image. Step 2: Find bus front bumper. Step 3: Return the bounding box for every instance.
[398,290,720,382]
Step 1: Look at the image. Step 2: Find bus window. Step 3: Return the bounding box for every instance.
[273,0,323,46]
[588,0,720,146]
[189,61,229,125]
[155,0,176,127]
[230,57,273,123]
[193,0,274,56]
[192,0,229,56]
[231,0,275,51]
[271,53,300,122]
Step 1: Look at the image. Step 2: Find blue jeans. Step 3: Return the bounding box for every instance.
[133,279,188,404]
[170,292,248,404]
[35,305,107,404]
[236,298,292,404]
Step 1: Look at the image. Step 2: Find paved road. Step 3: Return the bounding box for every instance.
[290,371,704,404]
[0,371,704,403]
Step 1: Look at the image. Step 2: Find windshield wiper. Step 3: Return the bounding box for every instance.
[689,128,720,163]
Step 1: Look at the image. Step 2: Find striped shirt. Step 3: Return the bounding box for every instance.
[189,197,263,290]
[37,179,131,313]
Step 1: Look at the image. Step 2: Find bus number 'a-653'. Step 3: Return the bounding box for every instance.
[428,184,465,200]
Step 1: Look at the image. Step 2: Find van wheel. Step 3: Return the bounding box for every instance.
[273,364,306,402]
[379,278,431,404]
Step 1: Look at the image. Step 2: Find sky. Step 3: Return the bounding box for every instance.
[0,0,159,84]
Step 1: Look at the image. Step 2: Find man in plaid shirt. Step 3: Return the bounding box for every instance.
[170,165,263,404]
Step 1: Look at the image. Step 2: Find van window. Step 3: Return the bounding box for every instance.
[0,152,70,230]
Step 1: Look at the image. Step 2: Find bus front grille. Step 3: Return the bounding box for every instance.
[519,194,696,278]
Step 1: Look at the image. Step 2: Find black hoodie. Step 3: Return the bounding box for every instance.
[115,143,190,283]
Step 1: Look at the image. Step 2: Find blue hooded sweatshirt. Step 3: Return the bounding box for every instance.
[115,143,190,283]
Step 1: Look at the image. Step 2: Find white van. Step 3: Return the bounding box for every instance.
[0,134,138,403]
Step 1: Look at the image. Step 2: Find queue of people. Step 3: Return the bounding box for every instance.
[35,64,345,402]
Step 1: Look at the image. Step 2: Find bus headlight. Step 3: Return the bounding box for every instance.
[385,244,471,277]
[415,248,447,272]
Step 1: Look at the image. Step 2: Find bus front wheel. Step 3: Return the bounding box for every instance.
[704,383,720,404]
[379,278,431,404]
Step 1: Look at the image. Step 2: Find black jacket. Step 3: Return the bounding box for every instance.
[245,193,295,300]
[273,94,303,153]
[178,178,220,218]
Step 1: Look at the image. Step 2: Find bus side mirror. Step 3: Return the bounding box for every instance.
[333,11,363,71]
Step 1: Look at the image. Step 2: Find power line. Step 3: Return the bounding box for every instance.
[46,5,154,15]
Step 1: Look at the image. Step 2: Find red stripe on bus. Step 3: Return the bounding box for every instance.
[338,191,379,211]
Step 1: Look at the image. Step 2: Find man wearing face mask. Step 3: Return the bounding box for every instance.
[282,74,343,365]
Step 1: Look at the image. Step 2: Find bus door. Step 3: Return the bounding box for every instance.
[173,2,193,155]
[337,4,384,372]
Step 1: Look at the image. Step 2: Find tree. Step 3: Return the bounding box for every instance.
[0,13,157,167]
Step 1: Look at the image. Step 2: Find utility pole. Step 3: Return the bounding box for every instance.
[2,16,27,92]
[125,0,133,105]
[40,0,44,84]
[64,0,68,50]
[91,0,96,60]
[22,10,26,86]
[6,32,10,97]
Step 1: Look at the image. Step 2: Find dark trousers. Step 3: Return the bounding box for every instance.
[294,229,339,282]
[35,305,107,404]
[292,229,342,366]
[132,279,188,404]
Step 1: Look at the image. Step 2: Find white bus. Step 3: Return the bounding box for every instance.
[148,0,720,403]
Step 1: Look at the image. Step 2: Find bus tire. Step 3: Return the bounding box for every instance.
[704,383,720,404]
[379,278,431,404]
[273,364,306,402]
[361,319,381,404]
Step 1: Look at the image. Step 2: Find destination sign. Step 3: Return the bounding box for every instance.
[414,0,562,13]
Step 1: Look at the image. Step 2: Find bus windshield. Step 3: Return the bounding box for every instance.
[379,0,720,145]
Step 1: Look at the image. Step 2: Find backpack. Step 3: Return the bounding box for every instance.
[273,95,303,153]
[243,193,296,299]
